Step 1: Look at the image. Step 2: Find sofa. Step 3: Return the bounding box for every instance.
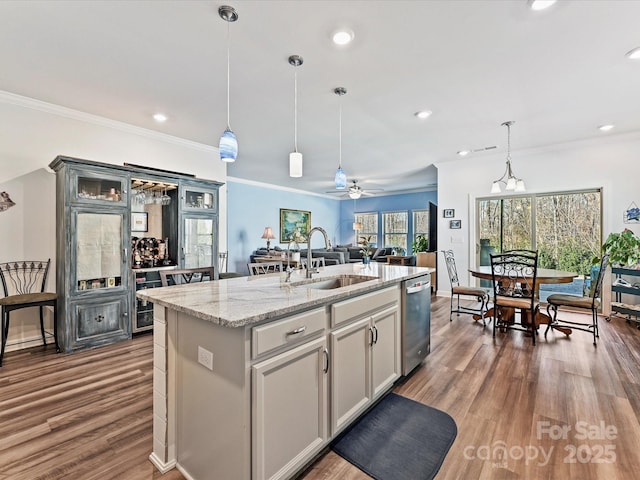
[334,245,393,263]
[250,247,347,266]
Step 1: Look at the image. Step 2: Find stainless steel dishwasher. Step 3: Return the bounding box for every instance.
[401,274,431,375]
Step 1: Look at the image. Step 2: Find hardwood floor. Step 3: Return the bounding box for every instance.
[2,296,640,479]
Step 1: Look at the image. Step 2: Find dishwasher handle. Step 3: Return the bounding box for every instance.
[406,281,431,294]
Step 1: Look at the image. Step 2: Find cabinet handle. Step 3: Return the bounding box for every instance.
[369,326,375,346]
[286,326,306,336]
[123,248,127,263]
[323,348,329,374]
[373,325,378,345]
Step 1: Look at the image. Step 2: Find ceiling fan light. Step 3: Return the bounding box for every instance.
[219,128,238,162]
[289,151,303,177]
[349,190,362,199]
[491,181,502,194]
[335,166,347,189]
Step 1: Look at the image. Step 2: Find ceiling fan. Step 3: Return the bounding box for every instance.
[327,180,384,199]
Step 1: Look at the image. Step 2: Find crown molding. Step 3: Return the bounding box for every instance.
[0,90,217,153]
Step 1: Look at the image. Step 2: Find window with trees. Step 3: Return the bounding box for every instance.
[412,209,430,248]
[382,211,408,251]
[355,212,378,246]
[477,189,602,295]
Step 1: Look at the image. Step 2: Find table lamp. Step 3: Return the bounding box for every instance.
[261,226,275,252]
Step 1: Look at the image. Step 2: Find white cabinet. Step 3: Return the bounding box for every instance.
[252,336,328,480]
[330,287,401,435]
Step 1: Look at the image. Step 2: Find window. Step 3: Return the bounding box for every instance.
[477,189,602,298]
[382,211,408,251]
[355,212,378,246]
[412,209,430,250]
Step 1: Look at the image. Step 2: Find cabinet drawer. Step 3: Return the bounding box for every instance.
[331,286,399,328]
[252,308,327,359]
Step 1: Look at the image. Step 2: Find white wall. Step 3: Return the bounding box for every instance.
[0,92,227,351]
[435,131,640,295]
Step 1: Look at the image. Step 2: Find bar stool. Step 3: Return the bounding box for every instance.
[0,259,59,366]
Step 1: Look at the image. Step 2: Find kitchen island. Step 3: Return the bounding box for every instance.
[138,262,434,480]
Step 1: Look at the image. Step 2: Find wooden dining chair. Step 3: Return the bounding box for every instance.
[545,254,610,346]
[442,250,490,324]
[300,257,326,268]
[159,267,215,286]
[247,261,283,276]
[490,250,539,345]
[0,259,59,366]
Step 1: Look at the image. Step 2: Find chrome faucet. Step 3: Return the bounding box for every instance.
[306,226,331,278]
[285,239,300,282]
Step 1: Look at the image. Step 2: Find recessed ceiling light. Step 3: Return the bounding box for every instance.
[332,29,354,46]
[415,110,432,119]
[529,0,557,11]
[457,150,470,156]
[598,124,615,132]
[153,113,168,123]
[625,47,640,60]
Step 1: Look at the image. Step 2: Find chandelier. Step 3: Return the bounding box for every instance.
[491,121,525,193]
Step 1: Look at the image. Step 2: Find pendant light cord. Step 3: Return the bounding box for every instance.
[338,99,343,168]
[294,69,298,152]
[226,20,231,129]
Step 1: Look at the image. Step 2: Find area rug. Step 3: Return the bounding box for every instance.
[332,393,457,480]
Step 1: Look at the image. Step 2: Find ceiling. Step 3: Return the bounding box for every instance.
[1,0,640,196]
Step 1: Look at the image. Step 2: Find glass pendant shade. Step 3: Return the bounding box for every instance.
[219,128,238,162]
[491,181,501,194]
[506,176,517,190]
[515,179,526,192]
[289,151,303,177]
[335,166,347,189]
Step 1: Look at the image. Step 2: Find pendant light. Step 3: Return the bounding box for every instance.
[334,87,347,189]
[490,121,525,193]
[289,55,303,177]
[218,5,238,163]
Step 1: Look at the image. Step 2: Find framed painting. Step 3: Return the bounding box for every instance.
[280,208,311,243]
[449,219,461,229]
[443,209,455,218]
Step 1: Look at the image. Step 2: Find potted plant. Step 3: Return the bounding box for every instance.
[597,228,640,268]
[359,235,373,264]
[412,234,430,267]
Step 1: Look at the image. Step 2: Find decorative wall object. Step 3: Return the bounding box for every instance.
[443,209,454,218]
[0,191,16,212]
[624,202,640,223]
[280,208,311,243]
[449,219,461,229]
[131,212,148,232]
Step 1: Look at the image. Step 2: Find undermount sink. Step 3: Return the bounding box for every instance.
[293,274,379,290]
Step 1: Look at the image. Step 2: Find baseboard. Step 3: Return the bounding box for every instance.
[148,452,176,474]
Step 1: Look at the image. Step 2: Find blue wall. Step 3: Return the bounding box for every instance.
[339,191,438,246]
[227,180,437,273]
[227,180,340,273]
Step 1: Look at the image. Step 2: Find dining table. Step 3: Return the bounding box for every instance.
[469,266,578,336]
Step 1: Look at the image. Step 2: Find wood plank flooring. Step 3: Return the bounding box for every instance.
[1,296,640,479]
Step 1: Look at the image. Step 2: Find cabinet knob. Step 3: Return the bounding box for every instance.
[123,312,128,317]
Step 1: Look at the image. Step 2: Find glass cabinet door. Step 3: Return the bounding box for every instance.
[183,217,215,268]
[72,170,128,206]
[75,212,125,291]
[182,186,217,211]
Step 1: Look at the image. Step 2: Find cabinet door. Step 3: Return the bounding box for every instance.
[71,169,128,206]
[330,316,372,435]
[182,216,216,268]
[70,294,130,350]
[73,209,128,292]
[371,305,401,398]
[181,185,217,212]
[252,336,328,480]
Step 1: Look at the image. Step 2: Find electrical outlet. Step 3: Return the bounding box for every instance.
[198,346,213,370]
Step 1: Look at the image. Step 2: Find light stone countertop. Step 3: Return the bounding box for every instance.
[136,263,435,328]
